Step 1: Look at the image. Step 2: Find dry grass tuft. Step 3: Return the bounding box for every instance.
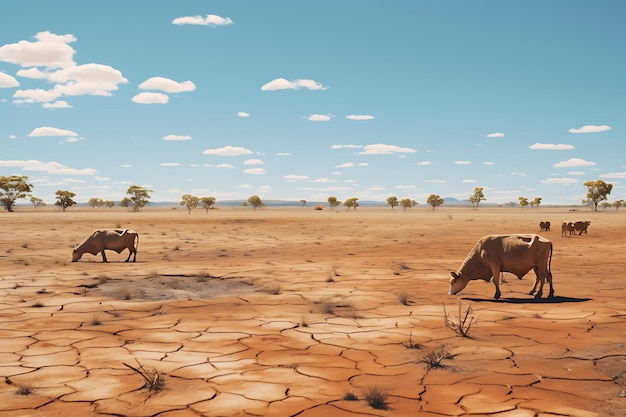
[261,283,282,295]
[397,291,410,305]
[362,385,389,409]
[418,344,454,369]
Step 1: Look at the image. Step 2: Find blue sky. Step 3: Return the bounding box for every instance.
[1,1,624,205]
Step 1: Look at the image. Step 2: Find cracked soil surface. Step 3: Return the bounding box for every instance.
[0,206,624,416]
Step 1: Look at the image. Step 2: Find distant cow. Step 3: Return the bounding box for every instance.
[539,221,551,232]
[573,221,590,235]
[561,222,575,237]
[72,229,139,262]
[449,234,554,299]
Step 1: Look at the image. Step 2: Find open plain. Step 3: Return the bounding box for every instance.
[0,205,624,417]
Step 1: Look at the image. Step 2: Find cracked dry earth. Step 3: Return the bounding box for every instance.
[0,207,624,417]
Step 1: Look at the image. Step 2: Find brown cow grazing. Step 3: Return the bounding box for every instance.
[449,234,554,299]
[72,229,139,262]
[574,221,590,235]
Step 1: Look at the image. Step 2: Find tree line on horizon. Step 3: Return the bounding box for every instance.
[0,175,622,213]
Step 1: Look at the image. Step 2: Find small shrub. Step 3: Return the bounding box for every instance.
[195,270,214,282]
[21,242,29,249]
[343,391,358,401]
[91,313,102,326]
[124,361,165,392]
[403,330,422,349]
[362,385,388,410]
[15,382,34,396]
[314,205,324,210]
[31,300,44,308]
[418,344,454,369]
[444,300,478,338]
[397,292,410,306]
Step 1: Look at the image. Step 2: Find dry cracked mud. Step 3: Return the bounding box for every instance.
[0,207,624,416]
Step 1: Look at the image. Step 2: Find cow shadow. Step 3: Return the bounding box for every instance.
[461,295,591,304]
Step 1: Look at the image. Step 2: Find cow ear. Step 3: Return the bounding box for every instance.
[450,272,459,279]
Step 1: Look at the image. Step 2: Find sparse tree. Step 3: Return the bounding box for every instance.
[386,196,398,210]
[584,180,613,212]
[104,200,115,209]
[343,197,359,210]
[0,175,33,212]
[299,199,307,207]
[504,201,518,208]
[532,197,542,208]
[124,185,152,212]
[613,200,624,210]
[180,194,199,214]
[400,198,412,210]
[518,196,529,209]
[427,194,444,211]
[327,196,341,210]
[55,190,76,212]
[88,197,104,208]
[469,187,486,210]
[247,195,264,210]
[119,197,132,208]
[200,196,216,213]
[30,196,46,208]
[601,201,612,210]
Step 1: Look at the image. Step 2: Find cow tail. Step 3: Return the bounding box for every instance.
[135,233,139,253]
[548,242,553,273]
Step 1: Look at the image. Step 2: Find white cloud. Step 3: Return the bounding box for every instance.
[244,159,264,165]
[203,146,253,156]
[28,126,78,137]
[454,161,471,165]
[310,178,338,183]
[568,125,611,134]
[243,168,266,175]
[540,177,579,185]
[237,111,250,118]
[172,14,233,26]
[462,179,476,183]
[331,144,363,149]
[425,179,447,183]
[131,92,169,104]
[215,163,235,169]
[261,78,328,91]
[568,171,586,176]
[0,159,97,175]
[8,135,16,139]
[16,67,47,79]
[0,72,18,87]
[160,162,181,167]
[276,152,291,156]
[139,77,196,93]
[553,158,596,168]
[307,114,331,122]
[530,143,574,150]
[483,162,495,165]
[0,31,76,69]
[417,161,433,166]
[49,63,128,96]
[13,88,60,103]
[283,174,309,181]
[345,115,374,121]
[486,132,504,138]
[358,144,416,155]
[336,162,355,168]
[163,134,192,141]
[42,100,72,109]
[599,171,626,179]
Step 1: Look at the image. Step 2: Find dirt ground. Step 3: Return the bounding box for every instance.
[0,205,624,417]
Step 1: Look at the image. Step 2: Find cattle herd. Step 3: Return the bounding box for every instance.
[539,220,590,237]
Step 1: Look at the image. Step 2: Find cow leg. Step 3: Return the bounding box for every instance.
[529,266,541,296]
[125,247,137,262]
[101,250,108,263]
[125,249,132,262]
[490,264,502,299]
[546,272,555,298]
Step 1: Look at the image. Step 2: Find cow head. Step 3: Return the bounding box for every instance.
[71,248,81,262]
[449,271,469,295]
